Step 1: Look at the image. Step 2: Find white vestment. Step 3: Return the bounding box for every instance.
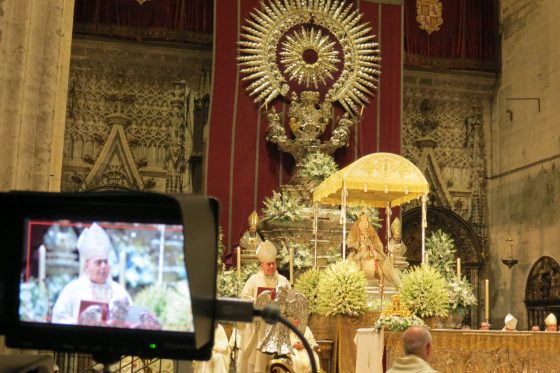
[290,326,321,373]
[238,270,291,373]
[52,275,132,324]
[192,323,230,373]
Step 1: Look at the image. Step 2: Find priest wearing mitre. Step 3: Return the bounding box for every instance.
[238,240,291,373]
[545,313,557,332]
[52,223,132,325]
[502,313,518,331]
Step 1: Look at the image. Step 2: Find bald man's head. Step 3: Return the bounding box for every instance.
[403,326,433,361]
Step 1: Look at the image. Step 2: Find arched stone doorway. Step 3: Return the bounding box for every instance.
[525,256,560,330]
[402,206,484,327]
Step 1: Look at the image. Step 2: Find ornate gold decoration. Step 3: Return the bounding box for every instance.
[386,330,560,373]
[381,295,411,318]
[416,0,443,35]
[238,0,381,114]
[280,26,339,89]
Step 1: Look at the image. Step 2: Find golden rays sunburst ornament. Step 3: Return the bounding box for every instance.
[238,0,381,114]
[280,26,339,89]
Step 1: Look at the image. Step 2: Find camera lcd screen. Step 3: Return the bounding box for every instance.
[19,219,195,334]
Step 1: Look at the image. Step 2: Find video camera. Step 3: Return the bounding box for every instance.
[0,191,218,363]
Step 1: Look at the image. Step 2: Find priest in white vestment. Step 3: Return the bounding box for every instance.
[192,323,230,373]
[238,240,291,373]
[52,223,132,325]
[289,322,321,373]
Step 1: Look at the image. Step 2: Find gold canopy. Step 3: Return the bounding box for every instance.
[312,152,429,208]
[312,152,430,262]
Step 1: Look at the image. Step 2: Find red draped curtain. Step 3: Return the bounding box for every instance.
[404,0,499,70]
[207,0,403,250]
[73,0,213,41]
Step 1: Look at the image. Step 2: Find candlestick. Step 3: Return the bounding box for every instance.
[237,246,242,287]
[485,279,490,321]
[289,247,294,284]
[38,245,46,289]
[457,258,461,279]
[119,251,126,287]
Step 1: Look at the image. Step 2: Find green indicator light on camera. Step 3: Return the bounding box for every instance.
[149,343,157,349]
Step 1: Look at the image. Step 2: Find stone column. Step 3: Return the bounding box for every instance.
[0,0,74,192]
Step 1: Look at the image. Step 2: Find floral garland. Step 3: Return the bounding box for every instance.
[373,314,425,333]
[262,190,306,221]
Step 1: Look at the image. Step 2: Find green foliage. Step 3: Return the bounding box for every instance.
[133,280,193,330]
[425,230,477,312]
[19,278,49,322]
[262,190,306,221]
[426,230,456,280]
[325,245,342,264]
[217,226,225,268]
[299,152,338,182]
[216,262,259,297]
[294,268,322,313]
[448,277,477,311]
[316,261,368,317]
[278,240,313,270]
[400,264,450,318]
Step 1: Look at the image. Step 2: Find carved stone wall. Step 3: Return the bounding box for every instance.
[61,36,212,193]
[402,68,496,244]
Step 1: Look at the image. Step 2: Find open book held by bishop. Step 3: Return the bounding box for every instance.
[347,214,401,288]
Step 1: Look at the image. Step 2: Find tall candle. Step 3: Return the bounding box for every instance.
[289,247,294,284]
[237,246,242,287]
[38,245,46,288]
[119,251,126,287]
[457,258,461,279]
[485,279,490,321]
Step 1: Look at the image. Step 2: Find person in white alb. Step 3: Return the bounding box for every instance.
[289,318,321,373]
[52,223,132,325]
[237,240,291,373]
[192,323,230,373]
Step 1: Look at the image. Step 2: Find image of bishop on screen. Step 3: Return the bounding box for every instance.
[19,220,194,333]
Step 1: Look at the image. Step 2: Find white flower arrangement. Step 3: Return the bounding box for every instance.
[294,268,322,313]
[299,152,338,182]
[316,261,368,317]
[425,230,477,314]
[278,241,313,270]
[373,314,425,333]
[448,277,477,311]
[400,264,450,318]
[262,190,306,221]
[426,230,456,280]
